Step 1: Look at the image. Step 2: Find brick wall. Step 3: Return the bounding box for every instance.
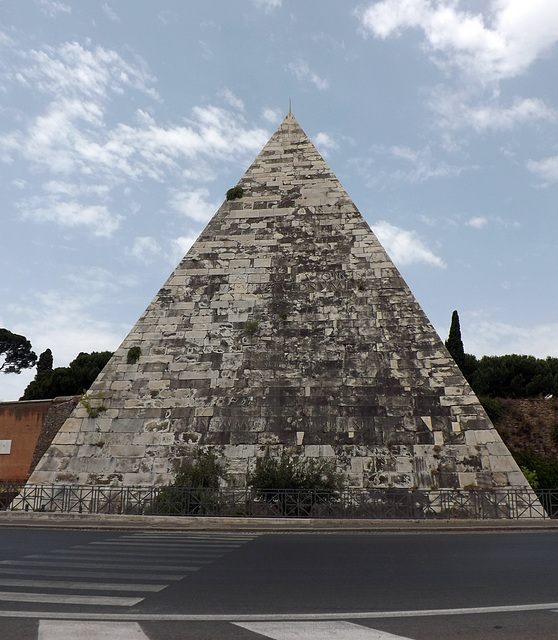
[0,398,77,481]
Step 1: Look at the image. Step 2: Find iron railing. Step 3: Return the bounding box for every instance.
[1,483,556,519]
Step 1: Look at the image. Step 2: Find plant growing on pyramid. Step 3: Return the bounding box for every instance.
[79,390,107,418]
[126,346,141,364]
[244,320,260,333]
[226,185,244,201]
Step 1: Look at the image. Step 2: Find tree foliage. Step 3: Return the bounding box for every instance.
[171,449,227,489]
[0,328,37,374]
[466,354,558,399]
[36,349,53,373]
[445,310,466,372]
[249,452,344,492]
[20,351,113,400]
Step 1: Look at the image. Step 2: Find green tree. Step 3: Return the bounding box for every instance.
[21,351,112,400]
[445,310,466,372]
[36,348,53,373]
[0,328,37,374]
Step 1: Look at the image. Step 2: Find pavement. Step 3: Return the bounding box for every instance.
[1,511,558,532]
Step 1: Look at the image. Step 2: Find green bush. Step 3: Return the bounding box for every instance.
[249,452,343,492]
[226,185,244,201]
[154,450,227,516]
[513,450,558,490]
[249,451,345,516]
[126,346,141,365]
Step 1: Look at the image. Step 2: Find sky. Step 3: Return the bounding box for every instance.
[1,0,558,401]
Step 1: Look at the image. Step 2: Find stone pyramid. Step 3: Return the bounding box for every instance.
[29,112,529,491]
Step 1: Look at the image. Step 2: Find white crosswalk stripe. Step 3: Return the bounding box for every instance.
[38,620,150,640]
[0,532,259,613]
[234,621,414,639]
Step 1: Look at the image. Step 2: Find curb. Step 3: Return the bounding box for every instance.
[1,512,557,532]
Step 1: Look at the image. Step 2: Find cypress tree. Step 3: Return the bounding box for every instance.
[445,310,466,372]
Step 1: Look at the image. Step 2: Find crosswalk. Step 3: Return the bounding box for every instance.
[34,620,414,639]
[0,531,258,610]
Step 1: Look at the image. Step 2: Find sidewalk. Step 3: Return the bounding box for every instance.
[1,511,557,532]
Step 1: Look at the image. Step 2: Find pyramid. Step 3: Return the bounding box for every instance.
[29,112,529,491]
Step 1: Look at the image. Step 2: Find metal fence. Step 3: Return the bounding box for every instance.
[1,483,556,519]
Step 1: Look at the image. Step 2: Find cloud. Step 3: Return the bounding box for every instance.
[0,41,270,237]
[102,3,120,22]
[372,220,445,268]
[219,89,244,111]
[252,0,282,11]
[527,155,558,184]
[129,236,162,264]
[461,313,558,358]
[36,0,71,16]
[287,60,329,90]
[431,90,556,132]
[356,0,558,82]
[262,107,282,124]
[168,188,220,223]
[466,217,488,229]
[172,233,200,263]
[14,41,157,100]
[315,132,339,154]
[20,198,122,237]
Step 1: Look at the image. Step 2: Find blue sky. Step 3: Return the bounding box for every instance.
[1,0,558,400]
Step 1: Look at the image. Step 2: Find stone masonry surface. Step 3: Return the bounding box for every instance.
[27,113,530,491]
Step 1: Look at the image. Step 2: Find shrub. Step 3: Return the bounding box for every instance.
[126,346,141,364]
[154,450,227,516]
[248,451,345,516]
[226,185,244,201]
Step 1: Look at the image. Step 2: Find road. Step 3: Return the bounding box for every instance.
[0,528,556,639]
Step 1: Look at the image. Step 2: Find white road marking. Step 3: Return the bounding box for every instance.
[0,591,143,606]
[0,578,165,592]
[0,560,199,571]
[234,621,412,639]
[1,601,558,621]
[43,549,222,558]
[84,540,242,547]
[0,567,186,580]
[38,620,150,640]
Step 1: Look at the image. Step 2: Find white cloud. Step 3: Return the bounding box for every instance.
[287,60,329,90]
[15,41,157,100]
[431,90,556,131]
[315,132,339,153]
[466,217,488,229]
[372,220,445,268]
[252,0,282,11]
[20,198,122,237]
[37,0,71,16]
[169,188,219,223]
[462,314,558,358]
[219,89,244,111]
[527,155,558,184]
[102,3,120,22]
[262,107,282,124]
[0,41,271,238]
[357,0,558,82]
[129,236,162,264]
[172,233,200,263]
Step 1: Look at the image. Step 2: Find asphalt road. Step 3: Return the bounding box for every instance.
[0,528,556,639]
